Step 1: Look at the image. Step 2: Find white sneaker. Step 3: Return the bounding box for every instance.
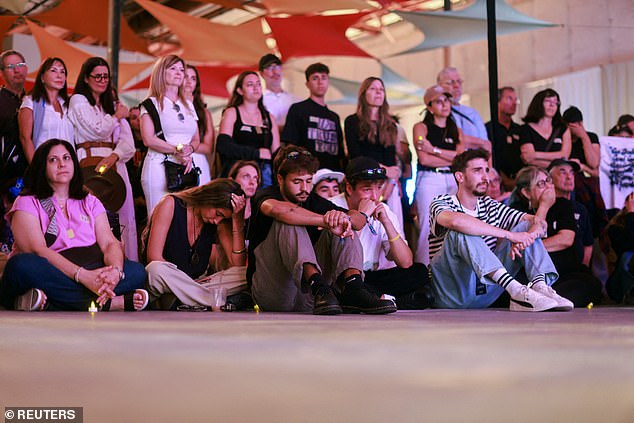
[531,283,574,311]
[509,286,558,312]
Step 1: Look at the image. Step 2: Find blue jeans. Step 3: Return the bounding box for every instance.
[0,253,147,310]
[430,221,558,309]
[261,162,273,188]
[606,252,634,302]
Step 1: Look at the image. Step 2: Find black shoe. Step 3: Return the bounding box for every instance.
[396,288,435,310]
[338,281,397,314]
[313,284,342,315]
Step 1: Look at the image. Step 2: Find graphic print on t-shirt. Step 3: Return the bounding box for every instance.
[308,115,339,155]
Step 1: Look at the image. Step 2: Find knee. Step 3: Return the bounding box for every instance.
[145,260,170,278]
[4,253,45,276]
[123,260,147,286]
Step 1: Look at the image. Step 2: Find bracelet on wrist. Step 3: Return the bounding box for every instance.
[388,234,401,243]
[74,266,83,283]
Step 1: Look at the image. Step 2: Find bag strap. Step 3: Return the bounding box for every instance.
[39,197,58,248]
[141,98,166,141]
[543,124,565,153]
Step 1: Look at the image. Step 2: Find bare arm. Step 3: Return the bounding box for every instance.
[374,203,413,268]
[195,110,215,155]
[270,114,280,155]
[18,107,35,163]
[542,229,575,252]
[146,196,175,262]
[413,122,456,168]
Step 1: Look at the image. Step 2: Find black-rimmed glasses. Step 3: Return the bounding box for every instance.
[173,103,185,122]
[89,73,109,82]
[534,177,552,188]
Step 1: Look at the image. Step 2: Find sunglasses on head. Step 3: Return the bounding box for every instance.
[350,168,386,179]
[173,102,185,123]
[286,151,312,160]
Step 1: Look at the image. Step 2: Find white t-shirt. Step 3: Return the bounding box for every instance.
[21,95,74,149]
[329,193,406,271]
[140,96,198,152]
[263,89,299,127]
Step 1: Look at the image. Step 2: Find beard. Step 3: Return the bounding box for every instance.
[472,182,489,197]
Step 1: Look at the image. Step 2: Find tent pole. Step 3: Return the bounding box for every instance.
[108,0,121,90]
[443,0,452,68]
[486,0,499,167]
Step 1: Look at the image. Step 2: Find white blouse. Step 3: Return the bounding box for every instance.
[20,95,74,149]
[140,96,198,149]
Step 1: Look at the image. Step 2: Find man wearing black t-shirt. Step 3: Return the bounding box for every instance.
[485,86,522,190]
[282,63,345,171]
[247,145,396,315]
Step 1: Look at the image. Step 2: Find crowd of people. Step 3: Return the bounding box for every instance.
[1,49,633,313]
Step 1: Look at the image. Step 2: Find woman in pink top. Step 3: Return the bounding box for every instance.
[0,139,147,311]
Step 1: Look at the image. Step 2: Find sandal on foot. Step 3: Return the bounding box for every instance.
[14,288,45,311]
[124,289,149,311]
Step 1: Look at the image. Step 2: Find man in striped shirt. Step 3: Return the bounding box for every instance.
[428,149,573,311]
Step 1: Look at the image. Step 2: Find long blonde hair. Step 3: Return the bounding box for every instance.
[148,54,189,112]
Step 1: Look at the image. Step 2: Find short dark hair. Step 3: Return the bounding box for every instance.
[305,62,329,81]
[274,145,319,178]
[22,139,87,200]
[0,50,26,69]
[451,148,490,174]
[497,86,515,102]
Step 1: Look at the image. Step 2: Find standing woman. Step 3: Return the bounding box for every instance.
[183,65,213,183]
[140,55,200,216]
[18,57,74,162]
[412,85,465,265]
[68,57,138,260]
[217,71,279,186]
[144,179,247,309]
[344,77,402,226]
[0,139,147,311]
[519,88,571,168]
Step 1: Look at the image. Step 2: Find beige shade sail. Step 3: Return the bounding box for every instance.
[135,0,269,65]
[25,19,151,90]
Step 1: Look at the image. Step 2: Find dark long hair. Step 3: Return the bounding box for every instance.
[22,139,87,200]
[225,71,270,127]
[522,88,565,127]
[30,57,69,106]
[73,57,115,115]
[355,77,397,147]
[187,65,208,140]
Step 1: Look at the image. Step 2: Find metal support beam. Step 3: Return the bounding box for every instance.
[486,0,499,167]
[108,0,121,89]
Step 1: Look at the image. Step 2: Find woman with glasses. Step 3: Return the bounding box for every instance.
[68,57,138,260]
[140,55,200,216]
[509,166,602,307]
[217,71,279,187]
[519,88,571,168]
[412,85,465,265]
[344,77,403,227]
[183,65,213,182]
[18,57,74,163]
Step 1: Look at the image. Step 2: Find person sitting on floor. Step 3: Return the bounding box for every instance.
[0,138,147,311]
[143,179,248,310]
[603,192,634,304]
[329,156,434,309]
[509,164,602,307]
[428,148,573,311]
[312,168,344,200]
[247,145,396,314]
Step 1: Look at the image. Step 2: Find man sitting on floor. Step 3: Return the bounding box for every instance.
[330,156,434,309]
[247,145,396,315]
[428,148,573,311]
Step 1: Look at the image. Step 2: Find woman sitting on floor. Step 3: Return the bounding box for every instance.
[143,178,248,309]
[0,139,148,311]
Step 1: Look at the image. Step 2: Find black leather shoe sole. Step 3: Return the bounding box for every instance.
[313,303,343,315]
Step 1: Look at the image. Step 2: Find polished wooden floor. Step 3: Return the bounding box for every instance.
[1,307,633,423]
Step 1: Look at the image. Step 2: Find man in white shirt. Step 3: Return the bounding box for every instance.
[330,157,434,309]
[437,67,491,154]
[258,54,299,133]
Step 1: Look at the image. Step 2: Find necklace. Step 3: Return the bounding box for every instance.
[189,208,200,266]
[57,197,75,238]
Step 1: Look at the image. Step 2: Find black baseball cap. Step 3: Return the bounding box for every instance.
[345,157,387,181]
[258,54,282,71]
[547,158,580,173]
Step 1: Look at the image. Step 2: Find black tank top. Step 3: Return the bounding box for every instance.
[163,196,216,279]
[232,106,273,150]
[427,122,458,150]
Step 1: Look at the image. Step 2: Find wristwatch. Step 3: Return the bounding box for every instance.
[113,266,125,282]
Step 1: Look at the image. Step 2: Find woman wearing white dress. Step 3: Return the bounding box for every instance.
[68,57,138,260]
[183,65,213,182]
[18,57,74,162]
[139,54,200,216]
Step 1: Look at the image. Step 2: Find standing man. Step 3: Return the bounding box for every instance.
[258,54,299,133]
[248,145,396,315]
[437,67,491,154]
[428,148,573,311]
[0,50,28,186]
[485,86,522,190]
[330,157,434,309]
[282,63,345,171]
